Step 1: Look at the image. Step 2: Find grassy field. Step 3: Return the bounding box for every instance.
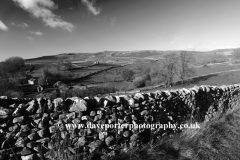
[17,48,240,98]
[11,49,240,159]
[195,63,240,76]
[143,70,240,93]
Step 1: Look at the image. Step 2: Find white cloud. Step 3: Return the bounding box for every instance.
[27,36,34,41]
[29,31,43,36]
[81,0,101,16]
[110,16,117,26]
[11,22,29,28]
[186,45,197,51]
[183,43,240,51]
[0,20,9,31]
[13,0,76,32]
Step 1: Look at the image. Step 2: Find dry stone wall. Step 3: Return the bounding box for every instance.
[1,84,240,160]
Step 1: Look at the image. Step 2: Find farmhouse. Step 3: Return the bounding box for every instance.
[28,78,37,85]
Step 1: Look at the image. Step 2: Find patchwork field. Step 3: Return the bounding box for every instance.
[14,48,240,98]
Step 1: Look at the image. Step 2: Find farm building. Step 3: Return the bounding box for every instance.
[28,78,37,85]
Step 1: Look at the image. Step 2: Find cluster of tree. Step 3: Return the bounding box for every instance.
[133,74,151,88]
[0,57,25,76]
[121,52,196,88]
[38,66,75,86]
[56,57,73,71]
[0,57,25,97]
[162,52,196,87]
[38,68,56,86]
[232,48,240,60]
[121,69,135,82]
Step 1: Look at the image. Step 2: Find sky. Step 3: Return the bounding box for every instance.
[1,0,240,61]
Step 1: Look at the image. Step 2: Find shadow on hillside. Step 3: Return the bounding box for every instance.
[175,73,219,86]
[25,55,57,61]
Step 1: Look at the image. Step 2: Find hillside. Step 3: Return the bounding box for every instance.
[25,48,237,65]
[2,48,239,99]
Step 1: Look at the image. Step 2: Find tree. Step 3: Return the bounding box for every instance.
[0,57,24,96]
[133,74,151,88]
[159,53,179,87]
[38,68,56,85]
[57,57,72,71]
[177,52,196,84]
[4,56,25,74]
[63,59,73,70]
[232,48,240,60]
[121,69,135,82]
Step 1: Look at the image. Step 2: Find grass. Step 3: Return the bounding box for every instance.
[14,60,240,99]
[43,99,240,160]
[19,50,240,98]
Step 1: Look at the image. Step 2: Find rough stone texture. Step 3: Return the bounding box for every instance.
[21,154,35,160]
[68,97,88,112]
[0,84,240,159]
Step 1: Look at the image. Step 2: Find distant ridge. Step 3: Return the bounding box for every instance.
[24,48,239,61]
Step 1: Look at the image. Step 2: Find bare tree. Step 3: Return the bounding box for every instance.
[232,48,240,60]
[121,69,135,82]
[57,57,72,71]
[0,57,25,95]
[159,53,179,88]
[177,52,196,84]
[4,56,25,78]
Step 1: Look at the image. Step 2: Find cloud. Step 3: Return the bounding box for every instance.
[13,0,76,32]
[81,0,101,15]
[110,16,117,26]
[199,43,240,51]
[0,20,9,31]
[11,22,29,29]
[186,45,197,51]
[29,31,43,36]
[27,36,34,41]
[182,42,240,51]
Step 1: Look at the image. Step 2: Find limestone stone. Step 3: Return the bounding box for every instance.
[28,132,39,141]
[76,136,86,147]
[105,135,114,146]
[53,98,64,111]
[25,100,36,114]
[21,124,31,132]
[42,113,49,124]
[21,154,35,160]
[13,116,24,123]
[123,131,130,137]
[61,131,68,139]
[69,97,88,112]
[26,141,36,149]
[12,104,25,117]
[49,126,56,133]
[88,140,103,153]
[37,129,49,137]
[36,138,50,144]
[15,137,29,147]
[0,107,13,115]
[20,147,32,156]
[29,114,40,119]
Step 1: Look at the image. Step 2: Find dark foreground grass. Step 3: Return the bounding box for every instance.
[46,103,240,160]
